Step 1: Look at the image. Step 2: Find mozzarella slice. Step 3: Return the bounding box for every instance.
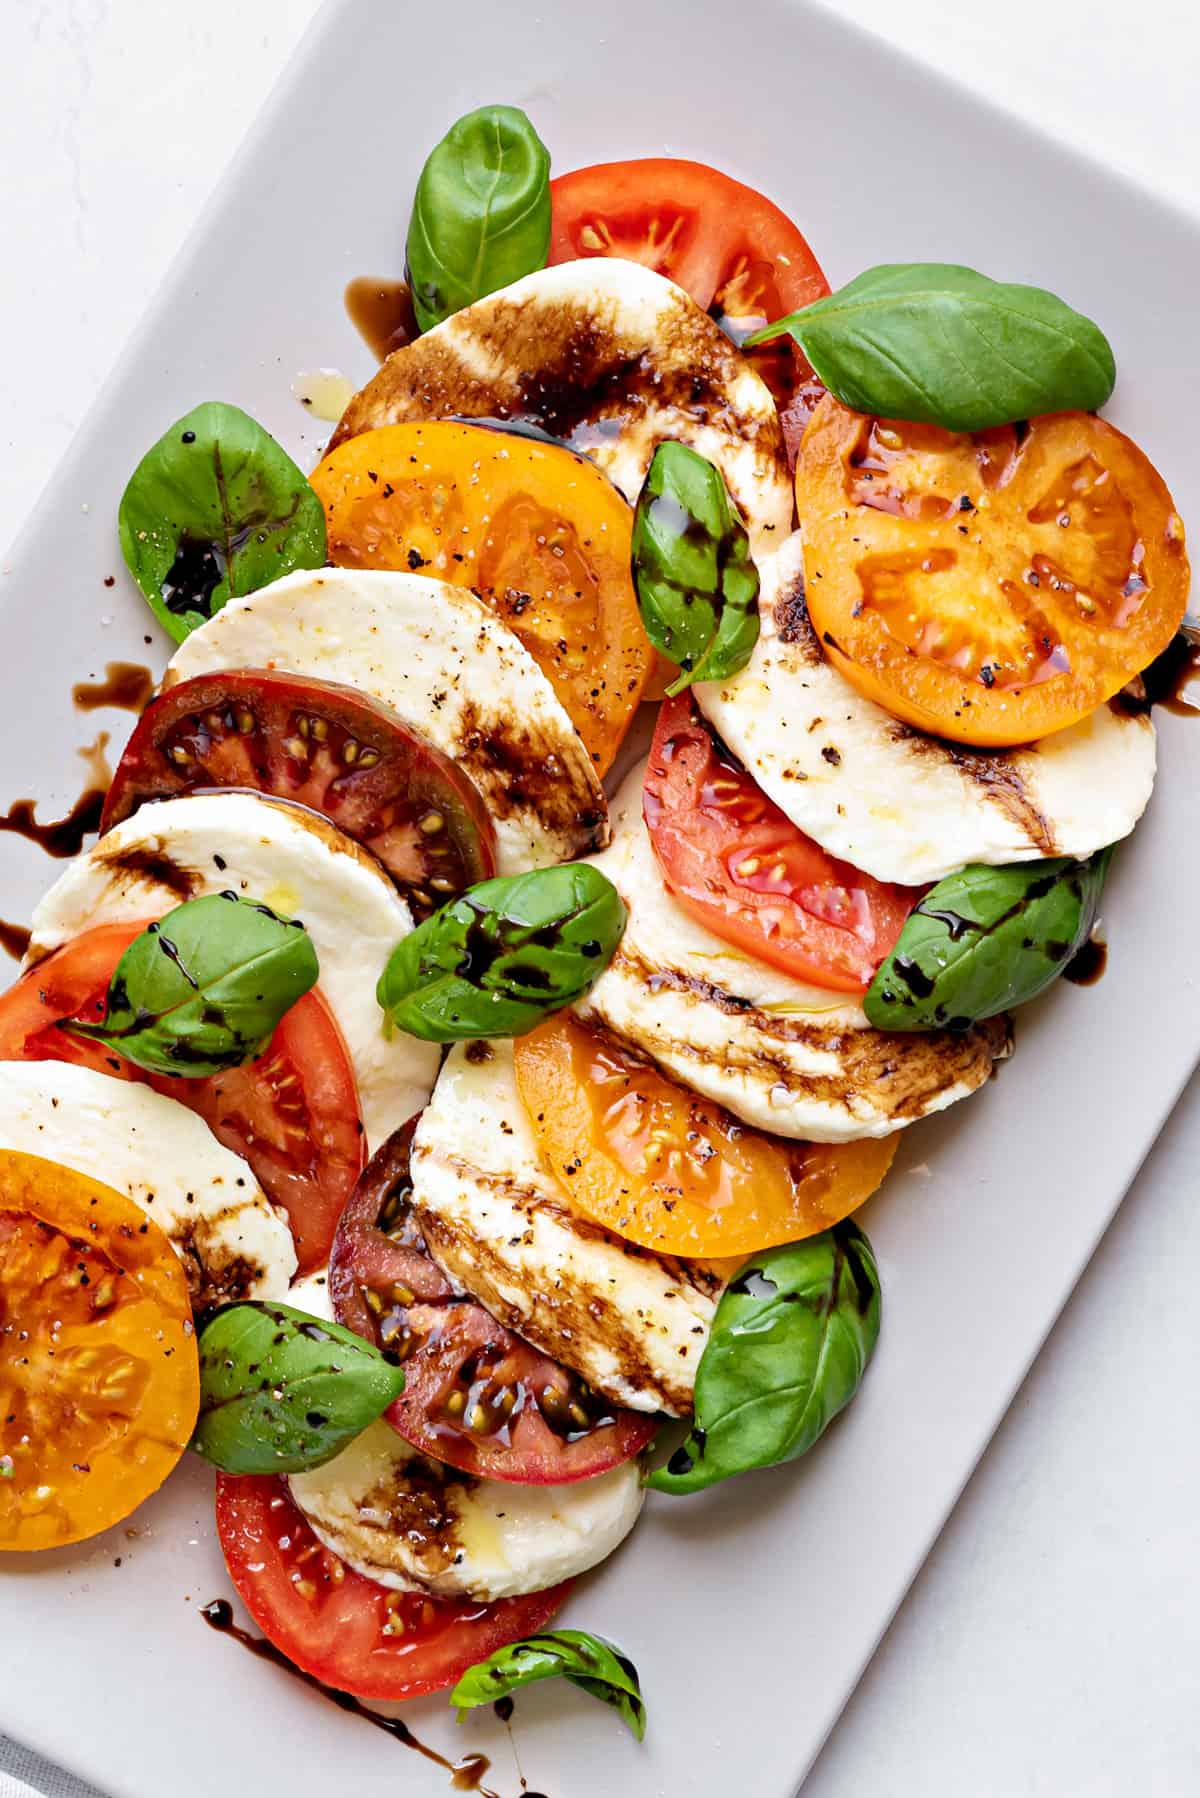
[0,1059,295,1306]
[288,1416,642,1601]
[409,1039,722,1416]
[164,568,607,875]
[695,532,1158,885]
[577,767,1006,1142]
[25,791,438,1151]
[330,259,793,558]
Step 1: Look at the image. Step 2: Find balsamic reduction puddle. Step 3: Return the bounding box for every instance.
[1064,937,1108,986]
[200,1600,513,1795]
[0,919,31,961]
[1119,617,1200,716]
[345,275,418,362]
[0,731,111,859]
[72,661,155,714]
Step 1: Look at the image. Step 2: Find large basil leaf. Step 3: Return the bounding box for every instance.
[376,864,625,1043]
[747,263,1115,431]
[450,1629,646,1741]
[864,847,1112,1032]
[406,105,551,333]
[646,1223,881,1496]
[119,401,327,642]
[631,441,760,694]
[191,1301,405,1474]
[63,892,318,1076]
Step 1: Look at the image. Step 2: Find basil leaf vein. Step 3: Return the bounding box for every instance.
[450,1629,646,1741]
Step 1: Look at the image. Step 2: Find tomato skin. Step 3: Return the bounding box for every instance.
[0,925,365,1274]
[797,399,1191,746]
[0,1149,198,1551]
[330,1123,656,1483]
[513,1014,896,1260]
[643,693,917,994]
[215,1474,570,1701]
[103,669,497,919]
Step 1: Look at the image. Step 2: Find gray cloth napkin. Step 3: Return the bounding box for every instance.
[0,1738,103,1798]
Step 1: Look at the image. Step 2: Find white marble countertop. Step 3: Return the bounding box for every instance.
[1,2,1197,1793]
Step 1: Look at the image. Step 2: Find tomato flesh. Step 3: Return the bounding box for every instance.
[0,925,365,1274]
[215,1473,569,1701]
[311,420,652,775]
[0,1148,198,1550]
[102,669,496,919]
[796,399,1191,745]
[644,693,917,993]
[513,1014,896,1259]
[330,1122,656,1482]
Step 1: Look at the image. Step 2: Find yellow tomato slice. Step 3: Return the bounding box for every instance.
[310,421,654,775]
[512,1014,896,1258]
[0,1149,199,1551]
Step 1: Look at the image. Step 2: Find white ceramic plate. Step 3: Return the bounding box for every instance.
[2,2,1197,1794]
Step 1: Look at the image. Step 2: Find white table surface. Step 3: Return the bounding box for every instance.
[1,2,1197,1794]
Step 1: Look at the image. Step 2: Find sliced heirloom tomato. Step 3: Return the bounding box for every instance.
[215,1473,569,1701]
[102,669,495,920]
[514,1014,896,1259]
[330,1121,655,1483]
[796,399,1191,746]
[549,156,830,459]
[0,1148,198,1550]
[645,693,917,993]
[310,420,653,774]
[0,924,364,1273]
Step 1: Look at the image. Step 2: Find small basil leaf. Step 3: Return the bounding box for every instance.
[406,105,551,334]
[191,1301,405,1474]
[631,441,760,695]
[376,865,626,1043]
[119,401,327,642]
[746,263,1115,432]
[864,846,1113,1032]
[646,1223,881,1496]
[63,892,318,1076]
[450,1629,646,1741]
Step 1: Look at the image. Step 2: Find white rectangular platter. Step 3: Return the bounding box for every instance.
[2,2,1198,1795]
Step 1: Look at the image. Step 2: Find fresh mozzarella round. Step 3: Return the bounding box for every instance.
[286,1266,334,1316]
[24,791,438,1151]
[288,1416,642,1601]
[0,1059,295,1307]
[577,767,1007,1143]
[695,533,1158,886]
[409,1038,722,1416]
[164,567,607,876]
[330,259,793,558]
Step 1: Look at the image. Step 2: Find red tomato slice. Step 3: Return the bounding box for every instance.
[0,924,365,1273]
[549,156,830,458]
[215,1474,569,1701]
[102,669,496,921]
[643,694,919,994]
[330,1122,656,1483]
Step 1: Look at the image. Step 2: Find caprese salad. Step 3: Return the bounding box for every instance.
[0,101,1190,1747]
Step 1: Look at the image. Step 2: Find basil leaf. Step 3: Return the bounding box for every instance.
[631,441,760,694]
[119,401,327,642]
[191,1301,405,1474]
[646,1223,881,1495]
[377,865,625,1043]
[746,263,1115,431]
[865,847,1112,1032]
[63,892,318,1076]
[406,105,551,334]
[450,1629,646,1741]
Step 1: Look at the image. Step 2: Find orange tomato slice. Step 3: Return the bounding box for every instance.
[310,421,653,774]
[512,1014,896,1258]
[0,1149,199,1551]
[796,399,1190,746]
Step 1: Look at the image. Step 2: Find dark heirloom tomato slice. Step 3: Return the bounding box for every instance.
[644,694,918,994]
[101,669,496,919]
[330,1123,656,1484]
[0,923,365,1273]
[215,1474,569,1701]
[549,156,830,462]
